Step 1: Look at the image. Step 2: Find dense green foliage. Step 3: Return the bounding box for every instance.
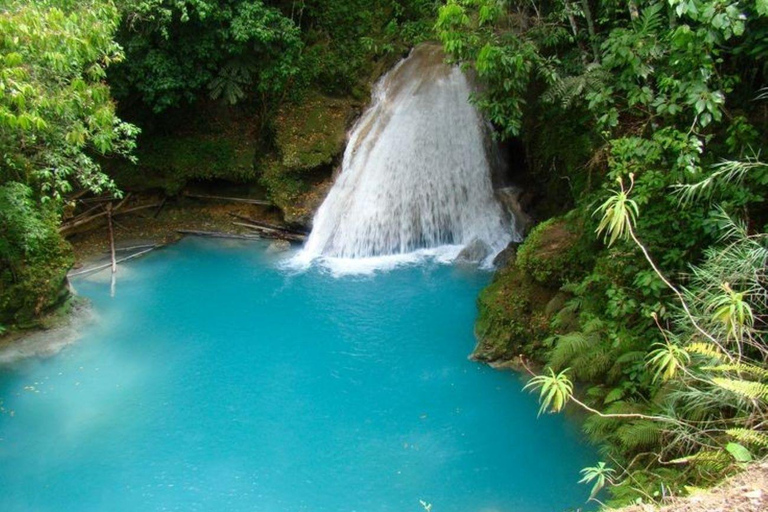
[111,0,437,113]
[0,0,137,326]
[439,0,768,505]
[111,0,303,113]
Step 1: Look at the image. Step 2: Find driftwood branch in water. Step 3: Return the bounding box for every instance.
[184,192,271,206]
[68,246,160,278]
[176,229,261,240]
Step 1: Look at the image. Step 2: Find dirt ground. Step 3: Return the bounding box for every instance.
[616,461,768,512]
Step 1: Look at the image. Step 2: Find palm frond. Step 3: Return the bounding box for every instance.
[674,157,768,205]
[704,363,768,380]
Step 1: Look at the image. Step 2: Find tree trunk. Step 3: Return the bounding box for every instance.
[628,0,640,21]
[580,0,600,63]
[564,1,589,64]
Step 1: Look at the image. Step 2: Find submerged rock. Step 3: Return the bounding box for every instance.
[457,238,492,263]
[266,240,292,253]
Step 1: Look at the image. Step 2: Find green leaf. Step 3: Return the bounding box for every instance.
[725,442,752,463]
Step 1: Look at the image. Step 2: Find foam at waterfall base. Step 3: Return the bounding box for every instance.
[285,243,504,276]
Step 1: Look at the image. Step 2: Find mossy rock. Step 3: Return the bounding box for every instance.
[473,263,557,362]
[474,213,597,363]
[261,92,355,222]
[274,92,354,172]
[516,216,595,287]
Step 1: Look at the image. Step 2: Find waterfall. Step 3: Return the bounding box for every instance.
[295,44,516,270]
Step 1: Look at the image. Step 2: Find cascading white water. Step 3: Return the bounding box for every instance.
[297,44,516,269]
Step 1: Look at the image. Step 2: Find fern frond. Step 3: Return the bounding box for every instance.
[634,2,664,36]
[672,450,731,474]
[686,342,725,361]
[569,346,615,382]
[584,413,622,438]
[726,428,768,448]
[616,421,662,451]
[614,351,646,364]
[704,363,768,380]
[548,331,601,370]
[712,378,768,400]
[541,64,608,108]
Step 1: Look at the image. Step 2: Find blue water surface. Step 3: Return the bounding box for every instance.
[0,238,596,512]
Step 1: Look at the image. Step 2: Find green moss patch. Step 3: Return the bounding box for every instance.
[274,92,354,172]
[474,214,597,362]
[474,263,557,362]
[260,92,355,219]
[1,236,73,328]
[516,216,595,287]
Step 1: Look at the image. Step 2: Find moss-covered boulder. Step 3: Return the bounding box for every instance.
[516,216,595,287]
[275,92,353,171]
[473,214,595,362]
[474,263,557,362]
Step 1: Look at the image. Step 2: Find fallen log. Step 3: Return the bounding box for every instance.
[59,202,161,233]
[65,202,103,224]
[177,229,261,240]
[104,244,157,254]
[78,195,118,204]
[231,222,305,243]
[67,190,89,202]
[228,213,309,235]
[184,192,271,206]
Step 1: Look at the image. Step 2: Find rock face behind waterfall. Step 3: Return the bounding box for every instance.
[300,44,516,262]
